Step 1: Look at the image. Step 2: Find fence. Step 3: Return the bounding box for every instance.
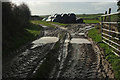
[101,8,120,57]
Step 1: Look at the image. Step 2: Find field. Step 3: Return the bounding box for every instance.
[77,14,118,23]
[76,14,102,20]
[38,14,118,24]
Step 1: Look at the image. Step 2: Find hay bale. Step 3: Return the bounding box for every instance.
[68,13,76,23]
[76,18,84,23]
[61,14,69,23]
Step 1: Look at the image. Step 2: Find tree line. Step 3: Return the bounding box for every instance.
[2,2,31,54]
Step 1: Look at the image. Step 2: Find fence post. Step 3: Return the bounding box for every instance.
[118,13,120,40]
[104,11,107,22]
[101,17,103,40]
[108,8,111,39]
[108,8,111,50]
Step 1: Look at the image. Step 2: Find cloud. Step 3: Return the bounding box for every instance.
[11,0,117,2]
[9,1,118,15]
[1,0,12,2]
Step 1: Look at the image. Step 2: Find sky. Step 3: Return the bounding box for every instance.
[9,0,118,15]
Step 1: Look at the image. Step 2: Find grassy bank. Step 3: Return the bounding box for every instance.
[31,20,55,28]
[88,26,120,79]
[3,23,42,55]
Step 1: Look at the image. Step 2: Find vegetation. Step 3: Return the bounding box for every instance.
[76,13,118,24]
[51,22,68,26]
[31,20,68,27]
[117,0,120,32]
[2,2,42,56]
[88,25,120,79]
[77,14,101,23]
[39,15,49,18]
[76,14,102,20]
[31,20,55,28]
[84,20,100,24]
[26,24,42,37]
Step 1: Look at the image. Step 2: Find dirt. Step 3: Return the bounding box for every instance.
[2,24,115,79]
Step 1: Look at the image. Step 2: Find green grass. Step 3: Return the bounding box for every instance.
[3,23,42,55]
[51,22,68,26]
[26,24,42,37]
[84,20,100,24]
[31,20,68,27]
[88,26,120,79]
[88,28,101,42]
[39,15,50,18]
[31,20,55,28]
[76,14,102,20]
[76,14,101,23]
[77,14,118,23]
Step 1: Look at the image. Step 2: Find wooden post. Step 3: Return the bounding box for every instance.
[104,11,107,22]
[108,8,111,38]
[108,8,111,50]
[101,17,103,40]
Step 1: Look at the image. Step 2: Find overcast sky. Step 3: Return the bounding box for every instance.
[10,0,118,15]
[11,0,117,2]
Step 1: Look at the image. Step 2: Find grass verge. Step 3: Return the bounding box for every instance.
[84,20,100,24]
[88,25,120,79]
[31,20,68,27]
[3,23,42,55]
[51,22,68,26]
[31,20,55,28]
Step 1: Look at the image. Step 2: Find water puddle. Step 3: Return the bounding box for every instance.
[70,38,91,44]
[65,39,70,43]
[32,37,59,44]
[31,37,59,49]
[42,26,48,28]
[78,33,84,35]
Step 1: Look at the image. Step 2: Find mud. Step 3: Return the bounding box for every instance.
[2,24,114,79]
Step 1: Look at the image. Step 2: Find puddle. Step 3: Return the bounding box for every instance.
[70,38,91,44]
[32,37,59,44]
[31,44,45,49]
[78,33,84,35]
[31,37,59,49]
[42,26,48,28]
[71,33,84,36]
[65,39,70,43]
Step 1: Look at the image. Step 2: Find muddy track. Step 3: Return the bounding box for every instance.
[3,24,114,79]
[3,43,55,78]
[2,27,59,78]
[52,24,114,79]
[58,43,99,78]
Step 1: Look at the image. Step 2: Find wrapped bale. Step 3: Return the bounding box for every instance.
[53,14,62,22]
[68,13,76,23]
[61,14,69,23]
[76,18,84,23]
